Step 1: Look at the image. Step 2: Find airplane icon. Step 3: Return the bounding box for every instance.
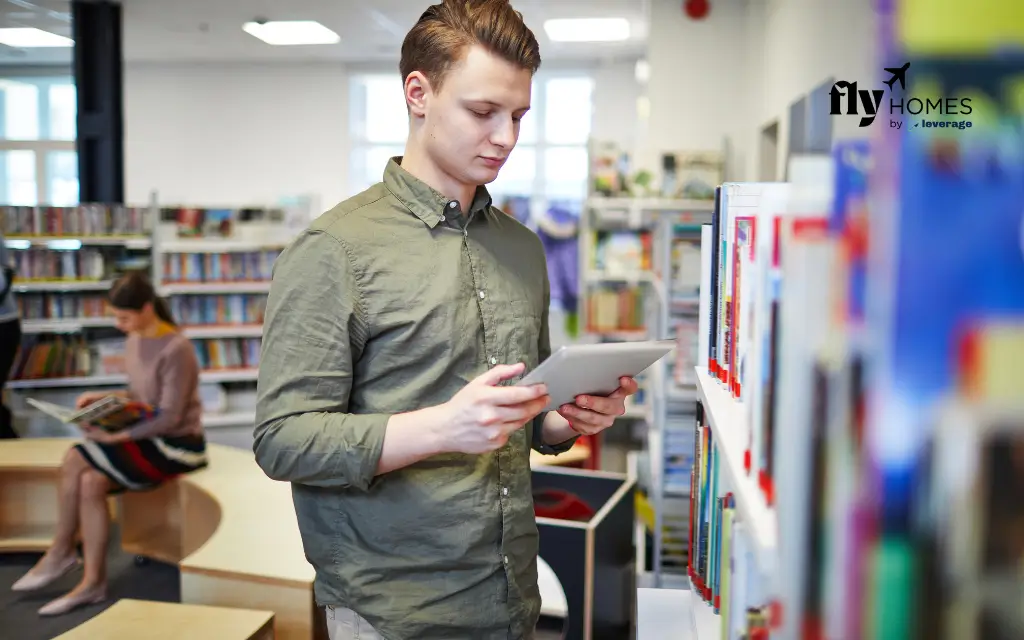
[883,62,910,91]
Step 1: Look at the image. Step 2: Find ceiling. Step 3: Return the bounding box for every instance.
[0,0,649,66]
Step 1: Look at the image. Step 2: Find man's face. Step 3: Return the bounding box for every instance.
[417,44,532,186]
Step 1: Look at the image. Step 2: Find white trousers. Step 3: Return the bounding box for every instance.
[325,605,384,640]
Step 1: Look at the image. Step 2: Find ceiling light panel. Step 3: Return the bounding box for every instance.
[242,20,340,46]
[543,18,631,43]
[0,28,73,48]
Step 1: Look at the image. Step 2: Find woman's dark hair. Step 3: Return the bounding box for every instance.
[108,271,177,327]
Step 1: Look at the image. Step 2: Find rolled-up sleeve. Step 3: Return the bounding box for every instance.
[531,266,578,456]
[253,230,390,490]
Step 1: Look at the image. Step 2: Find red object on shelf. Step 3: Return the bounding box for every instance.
[684,0,710,20]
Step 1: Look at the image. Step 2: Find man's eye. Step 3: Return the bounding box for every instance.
[471,110,490,118]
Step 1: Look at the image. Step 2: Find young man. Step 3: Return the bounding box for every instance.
[254,2,637,638]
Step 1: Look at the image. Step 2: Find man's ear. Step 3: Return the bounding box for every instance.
[405,71,431,118]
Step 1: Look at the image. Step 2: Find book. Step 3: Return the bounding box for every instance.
[27,396,157,432]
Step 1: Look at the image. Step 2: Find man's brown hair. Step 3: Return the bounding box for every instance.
[400,0,541,91]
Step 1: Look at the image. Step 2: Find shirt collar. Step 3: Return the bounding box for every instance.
[383,156,493,228]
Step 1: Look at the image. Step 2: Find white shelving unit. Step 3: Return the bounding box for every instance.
[3,202,299,437]
[21,317,118,333]
[646,202,715,587]
[688,583,720,639]
[694,367,778,567]
[152,208,296,432]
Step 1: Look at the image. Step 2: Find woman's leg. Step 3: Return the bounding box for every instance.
[37,469,112,615]
[49,448,91,558]
[76,469,113,590]
[11,448,90,590]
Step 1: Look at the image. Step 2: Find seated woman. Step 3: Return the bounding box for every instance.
[10,271,208,616]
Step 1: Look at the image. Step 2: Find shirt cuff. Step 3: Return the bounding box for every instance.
[531,412,579,455]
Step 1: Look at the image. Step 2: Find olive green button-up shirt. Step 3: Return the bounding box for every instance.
[253,158,575,640]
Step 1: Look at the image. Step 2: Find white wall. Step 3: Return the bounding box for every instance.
[123,59,639,211]
[591,59,644,155]
[124,62,349,209]
[642,0,752,181]
[639,0,875,182]
[758,0,876,177]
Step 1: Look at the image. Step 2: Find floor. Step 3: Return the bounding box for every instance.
[0,541,179,639]
[0,535,566,639]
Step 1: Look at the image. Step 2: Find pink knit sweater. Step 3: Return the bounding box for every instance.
[124,331,204,440]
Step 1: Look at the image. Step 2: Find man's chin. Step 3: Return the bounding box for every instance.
[468,167,501,186]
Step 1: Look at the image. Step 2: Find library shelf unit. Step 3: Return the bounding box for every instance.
[635,586,718,640]
[638,203,714,588]
[2,202,296,438]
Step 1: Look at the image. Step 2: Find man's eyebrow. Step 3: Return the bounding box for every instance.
[465,99,531,112]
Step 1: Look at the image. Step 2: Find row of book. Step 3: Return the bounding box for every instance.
[689,403,771,640]
[11,336,126,380]
[584,286,645,334]
[162,251,279,284]
[169,295,268,327]
[11,335,262,381]
[17,294,109,321]
[10,248,110,281]
[1,205,151,237]
[192,338,261,371]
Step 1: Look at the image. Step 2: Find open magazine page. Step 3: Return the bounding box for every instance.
[26,396,158,432]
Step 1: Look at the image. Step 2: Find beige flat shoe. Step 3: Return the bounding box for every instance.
[38,587,107,617]
[11,554,80,592]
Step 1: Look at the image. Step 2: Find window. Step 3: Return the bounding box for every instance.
[0,76,78,206]
[348,73,594,208]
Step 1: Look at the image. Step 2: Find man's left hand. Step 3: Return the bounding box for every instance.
[556,376,639,436]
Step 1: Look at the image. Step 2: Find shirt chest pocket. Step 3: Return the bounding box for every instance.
[507,299,542,370]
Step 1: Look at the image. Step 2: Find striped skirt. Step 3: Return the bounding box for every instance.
[75,434,208,493]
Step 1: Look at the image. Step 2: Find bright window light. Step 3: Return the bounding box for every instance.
[543,18,630,43]
[243,21,340,46]
[0,28,73,48]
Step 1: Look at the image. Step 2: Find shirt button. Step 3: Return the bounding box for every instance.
[490,356,497,365]
[478,290,485,299]
[502,487,509,496]
[449,201,457,209]
[440,215,446,221]
[503,555,509,565]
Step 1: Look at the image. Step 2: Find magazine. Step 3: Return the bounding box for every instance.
[27,396,158,432]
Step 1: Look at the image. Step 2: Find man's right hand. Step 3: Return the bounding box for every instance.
[438,363,549,455]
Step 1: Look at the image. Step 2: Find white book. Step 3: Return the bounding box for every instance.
[771,221,835,640]
[697,224,713,369]
[27,395,125,425]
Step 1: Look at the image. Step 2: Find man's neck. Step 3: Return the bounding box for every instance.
[399,146,476,213]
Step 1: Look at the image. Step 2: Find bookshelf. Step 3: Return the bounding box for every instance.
[640,204,713,588]
[150,205,292,432]
[2,202,299,438]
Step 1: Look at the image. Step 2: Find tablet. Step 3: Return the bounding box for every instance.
[517,340,675,412]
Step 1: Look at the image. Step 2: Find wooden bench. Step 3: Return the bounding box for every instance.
[0,438,587,638]
[0,439,321,640]
[53,598,274,640]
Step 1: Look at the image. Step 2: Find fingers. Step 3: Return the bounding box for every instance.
[499,396,550,423]
[572,393,623,416]
[557,404,614,433]
[606,376,639,399]
[483,383,548,406]
[474,362,526,387]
